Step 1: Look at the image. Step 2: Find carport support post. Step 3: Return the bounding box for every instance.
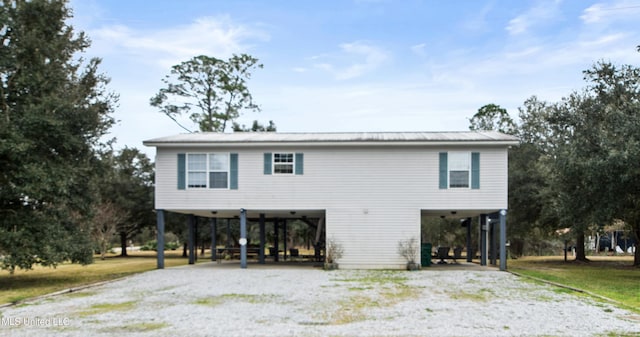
[274,219,279,262]
[480,214,487,266]
[466,217,472,263]
[259,213,266,264]
[240,208,247,269]
[226,219,232,248]
[210,218,217,261]
[156,209,165,269]
[283,219,288,261]
[188,214,195,265]
[499,209,507,271]
[490,217,496,266]
[194,217,199,261]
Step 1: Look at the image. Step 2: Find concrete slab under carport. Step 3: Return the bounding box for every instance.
[186,257,495,272]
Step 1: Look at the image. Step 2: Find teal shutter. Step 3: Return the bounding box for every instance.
[295,153,304,175]
[177,153,186,190]
[263,153,272,174]
[439,152,448,189]
[471,152,480,189]
[230,153,238,189]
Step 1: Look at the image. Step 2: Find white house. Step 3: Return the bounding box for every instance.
[143,131,518,270]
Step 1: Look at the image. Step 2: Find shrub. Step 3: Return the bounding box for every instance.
[140,240,180,251]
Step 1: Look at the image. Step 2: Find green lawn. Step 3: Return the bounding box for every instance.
[509,256,640,313]
[0,251,194,304]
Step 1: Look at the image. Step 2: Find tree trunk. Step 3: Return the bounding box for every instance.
[100,240,107,260]
[119,232,128,257]
[182,242,188,257]
[574,229,589,262]
[633,227,640,267]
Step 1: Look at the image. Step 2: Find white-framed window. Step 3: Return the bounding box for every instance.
[448,152,470,188]
[187,153,229,189]
[187,154,207,188]
[209,153,229,189]
[273,153,294,174]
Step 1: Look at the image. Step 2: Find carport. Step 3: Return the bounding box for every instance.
[421,209,507,270]
[155,209,326,269]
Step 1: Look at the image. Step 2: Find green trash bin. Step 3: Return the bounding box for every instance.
[421,243,432,267]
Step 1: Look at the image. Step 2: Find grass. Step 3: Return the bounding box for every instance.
[325,270,417,324]
[0,251,196,305]
[77,300,137,317]
[508,256,640,312]
[446,287,493,302]
[101,321,169,333]
[193,293,281,307]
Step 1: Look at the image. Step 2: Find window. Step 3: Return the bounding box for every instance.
[263,153,303,175]
[209,153,229,189]
[448,152,470,188]
[439,152,480,190]
[187,154,207,188]
[273,153,294,174]
[187,153,229,189]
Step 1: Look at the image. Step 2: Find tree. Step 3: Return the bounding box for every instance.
[468,104,517,135]
[510,97,564,256]
[98,147,154,257]
[232,120,277,132]
[150,54,263,133]
[578,62,640,266]
[468,100,562,256]
[0,0,116,272]
[91,201,128,260]
[546,62,640,264]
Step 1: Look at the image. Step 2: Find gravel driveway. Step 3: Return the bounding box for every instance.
[1,262,638,337]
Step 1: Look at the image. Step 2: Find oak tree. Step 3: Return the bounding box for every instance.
[0,0,116,271]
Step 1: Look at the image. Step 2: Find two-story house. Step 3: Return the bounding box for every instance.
[144,131,518,270]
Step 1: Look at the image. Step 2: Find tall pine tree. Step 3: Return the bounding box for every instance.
[0,0,116,271]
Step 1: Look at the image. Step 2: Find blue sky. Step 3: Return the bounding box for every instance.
[68,0,640,156]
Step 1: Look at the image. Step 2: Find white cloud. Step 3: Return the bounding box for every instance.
[506,0,562,36]
[410,43,427,57]
[312,41,389,80]
[88,16,269,68]
[581,1,640,24]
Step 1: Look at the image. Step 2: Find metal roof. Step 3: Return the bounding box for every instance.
[143,131,519,147]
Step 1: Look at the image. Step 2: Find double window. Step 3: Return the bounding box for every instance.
[186,153,230,189]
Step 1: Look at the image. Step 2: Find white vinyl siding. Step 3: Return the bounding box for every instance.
[154,146,508,269]
[158,147,507,210]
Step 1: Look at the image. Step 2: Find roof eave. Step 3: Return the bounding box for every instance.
[143,140,520,148]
